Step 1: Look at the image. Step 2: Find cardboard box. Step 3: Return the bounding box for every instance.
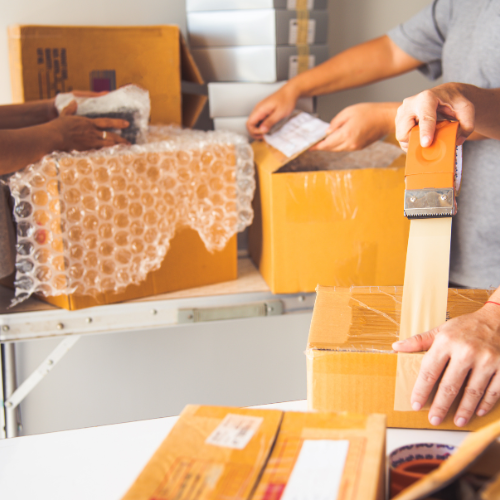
[249,140,410,293]
[208,82,314,118]
[191,45,329,82]
[394,418,500,499]
[122,405,386,500]
[186,0,328,11]
[187,9,328,47]
[8,25,206,127]
[306,285,500,431]
[43,228,237,310]
[252,411,386,500]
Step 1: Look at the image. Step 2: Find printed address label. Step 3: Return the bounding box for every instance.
[206,413,263,450]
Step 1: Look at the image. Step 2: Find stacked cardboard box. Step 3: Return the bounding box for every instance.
[186,0,329,136]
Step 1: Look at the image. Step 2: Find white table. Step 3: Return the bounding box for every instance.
[0,400,468,500]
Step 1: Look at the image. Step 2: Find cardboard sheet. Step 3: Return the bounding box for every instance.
[394,218,452,411]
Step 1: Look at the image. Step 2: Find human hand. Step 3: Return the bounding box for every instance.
[247,84,299,139]
[392,302,500,427]
[47,114,130,152]
[395,83,475,152]
[311,102,400,152]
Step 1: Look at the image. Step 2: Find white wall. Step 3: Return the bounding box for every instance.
[0,0,187,104]
[318,0,436,121]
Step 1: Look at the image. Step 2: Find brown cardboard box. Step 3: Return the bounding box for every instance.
[306,285,500,431]
[43,228,237,310]
[394,418,500,499]
[248,140,410,294]
[8,25,206,127]
[252,411,386,500]
[121,405,387,500]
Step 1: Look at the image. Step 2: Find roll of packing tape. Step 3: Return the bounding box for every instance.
[389,443,456,498]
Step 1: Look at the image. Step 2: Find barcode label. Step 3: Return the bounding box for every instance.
[287,0,314,9]
[288,55,315,79]
[206,414,263,449]
[281,440,350,500]
[289,19,316,44]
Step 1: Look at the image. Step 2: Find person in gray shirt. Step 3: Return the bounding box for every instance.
[247,1,500,427]
[0,94,130,280]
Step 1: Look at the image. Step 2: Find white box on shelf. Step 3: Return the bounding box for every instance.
[191,45,329,83]
[208,82,315,118]
[213,117,249,137]
[187,9,328,47]
[186,0,328,12]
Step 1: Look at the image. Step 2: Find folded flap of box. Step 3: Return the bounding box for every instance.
[394,418,500,500]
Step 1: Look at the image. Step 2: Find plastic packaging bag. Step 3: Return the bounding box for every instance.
[54,85,150,144]
[8,126,254,304]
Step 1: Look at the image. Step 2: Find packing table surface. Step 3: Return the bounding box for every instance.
[0,400,468,500]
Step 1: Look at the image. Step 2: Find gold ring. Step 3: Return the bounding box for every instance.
[102,131,107,140]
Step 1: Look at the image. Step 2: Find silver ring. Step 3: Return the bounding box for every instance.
[102,131,107,140]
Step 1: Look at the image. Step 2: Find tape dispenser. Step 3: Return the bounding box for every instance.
[404,120,462,219]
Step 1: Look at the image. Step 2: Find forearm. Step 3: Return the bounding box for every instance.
[0,124,60,175]
[458,84,500,140]
[286,36,423,98]
[0,100,57,129]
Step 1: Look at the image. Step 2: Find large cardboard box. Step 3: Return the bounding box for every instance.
[191,45,329,82]
[187,9,328,47]
[306,285,500,431]
[249,140,410,293]
[122,404,386,500]
[8,25,206,127]
[42,229,237,310]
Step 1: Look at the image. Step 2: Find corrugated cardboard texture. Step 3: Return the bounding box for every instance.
[41,228,237,310]
[252,411,386,500]
[249,140,410,293]
[307,286,500,430]
[121,405,283,500]
[8,25,206,127]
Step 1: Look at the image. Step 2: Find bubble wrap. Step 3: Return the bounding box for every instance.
[7,126,254,304]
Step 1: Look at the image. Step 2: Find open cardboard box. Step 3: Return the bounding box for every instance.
[249,139,410,293]
[8,25,206,127]
[122,404,387,500]
[394,418,500,499]
[306,285,500,431]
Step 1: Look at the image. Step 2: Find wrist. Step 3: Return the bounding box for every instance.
[380,102,400,135]
[46,98,58,121]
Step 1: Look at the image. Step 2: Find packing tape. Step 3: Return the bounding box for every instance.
[297,44,310,75]
[389,442,455,498]
[394,218,452,411]
[295,0,308,10]
[296,9,309,46]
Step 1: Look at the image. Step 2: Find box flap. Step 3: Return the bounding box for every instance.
[251,140,293,175]
[394,418,500,500]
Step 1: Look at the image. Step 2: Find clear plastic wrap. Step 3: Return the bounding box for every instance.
[7,126,254,303]
[54,85,151,144]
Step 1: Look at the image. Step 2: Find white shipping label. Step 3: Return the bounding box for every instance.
[288,55,315,79]
[205,414,263,449]
[281,440,350,500]
[287,0,314,9]
[288,19,316,45]
[264,112,329,158]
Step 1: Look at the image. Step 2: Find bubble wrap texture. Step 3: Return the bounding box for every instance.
[8,126,254,303]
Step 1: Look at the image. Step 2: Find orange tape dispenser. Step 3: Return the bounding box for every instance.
[404,121,462,218]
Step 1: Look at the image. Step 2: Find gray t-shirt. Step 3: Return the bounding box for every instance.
[388,0,500,289]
